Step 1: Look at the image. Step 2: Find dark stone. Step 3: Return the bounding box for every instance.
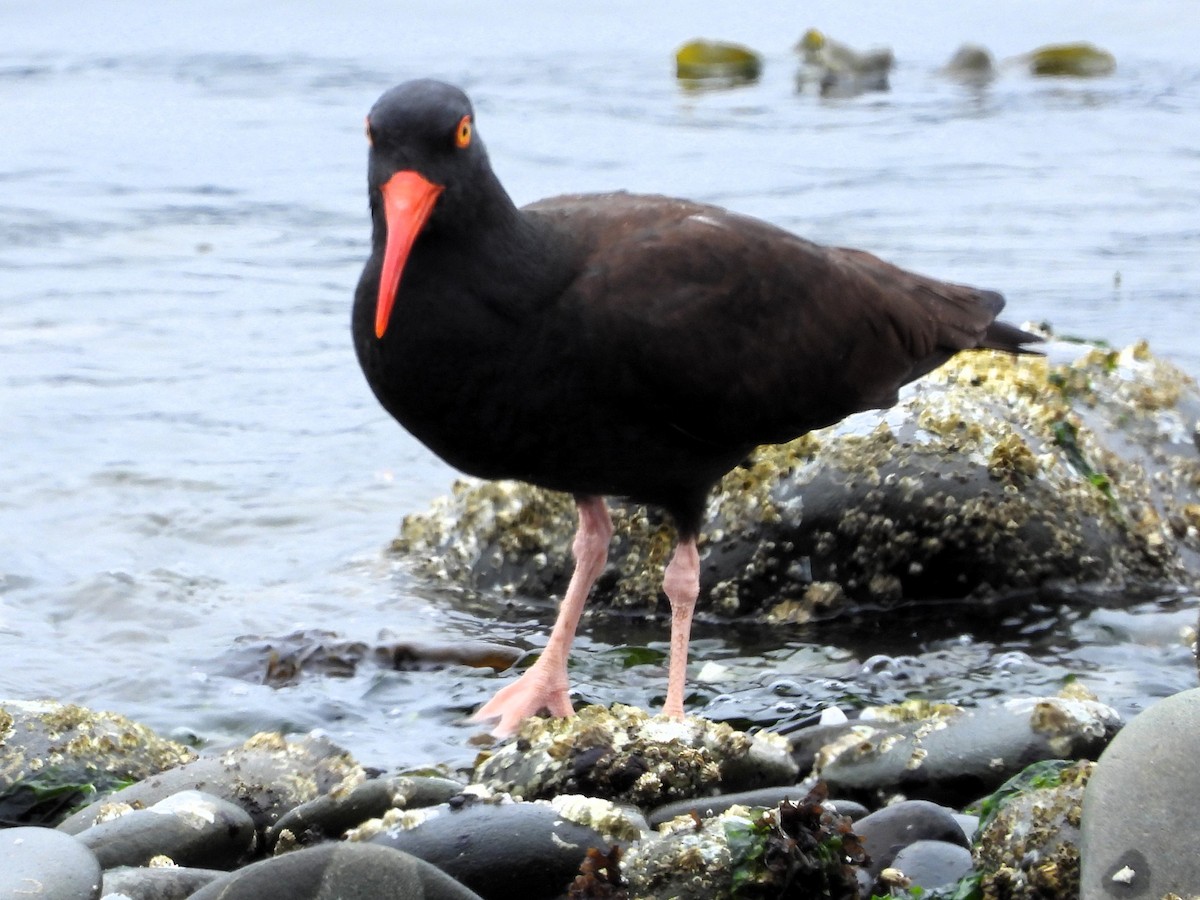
[1082,687,1200,898]
[853,799,969,878]
[188,843,482,899]
[267,775,465,851]
[800,695,1120,807]
[368,799,630,899]
[886,839,974,891]
[100,865,225,899]
[646,783,865,828]
[0,700,194,826]
[58,732,362,835]
[0,826,102,899]
[73,790,256,870]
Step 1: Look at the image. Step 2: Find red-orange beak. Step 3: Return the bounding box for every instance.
[375,171,444,339]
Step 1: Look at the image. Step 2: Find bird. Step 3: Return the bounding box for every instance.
[352,79,1041,737]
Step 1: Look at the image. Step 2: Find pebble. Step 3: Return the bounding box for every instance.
[74,789,256,870]
[853,799,969,878]
[100,864,225,899]
[188,843,482,899]
[887,839,974,892]
[1081,686,1200,898]
[0,826,101,900]
[362,794,642,900]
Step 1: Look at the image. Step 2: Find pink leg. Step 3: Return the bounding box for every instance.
[472,496,612,736]
[661,537,700,720]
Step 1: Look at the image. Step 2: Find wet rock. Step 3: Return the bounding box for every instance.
[623,785,865,900]
[267,774,465,851]
[794,27,893,97]
[1081,687,1200,898]
[357,793,641,899]
[58,731,364,835]
[886,839,974,892]
[675,39,762,87]
[100,864,225,899]
[1027,42,1116,77]
[795,691,1120,807]
[393,340,1200,622]
[214,629,521,686]
[974,758,1093,900]
[188,842,482,899]
[0,699,195,826]
[646,784,866,829]
[854,799,968,879]
[0,826,101,899]
[73,789,255,870]
[473,703,796,807]
[942,43,996,85]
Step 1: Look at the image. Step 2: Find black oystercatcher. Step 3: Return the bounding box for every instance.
[352,79,1040,737]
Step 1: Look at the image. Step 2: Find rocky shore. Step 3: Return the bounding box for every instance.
[3,686,1200,899]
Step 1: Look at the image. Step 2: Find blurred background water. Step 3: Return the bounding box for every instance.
[2,0,1198,771]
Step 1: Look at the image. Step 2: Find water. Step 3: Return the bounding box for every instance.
[2,0,1198,772]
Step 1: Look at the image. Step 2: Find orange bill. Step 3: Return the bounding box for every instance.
[376,170,444,338]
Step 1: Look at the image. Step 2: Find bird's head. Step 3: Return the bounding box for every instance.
[364,79,490,338]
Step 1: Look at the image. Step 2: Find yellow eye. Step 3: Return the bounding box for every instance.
[455,114,472,149]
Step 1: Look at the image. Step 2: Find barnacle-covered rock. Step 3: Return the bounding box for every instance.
[0,699,196,826]
[972,759,1093,900]
[621,785,865,900]
[794,27,894,97]
[473,703,796,807]
[393,336,1200,618]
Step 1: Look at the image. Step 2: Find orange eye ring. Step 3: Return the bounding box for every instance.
[455,114,472,149]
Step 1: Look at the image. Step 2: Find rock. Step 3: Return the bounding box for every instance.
[674,39,762,87]
[473,703,796,807]
[1027,42,1116,77]
[392,340,1200,622]
[853,799,968,878]
[942,43,996,84]
[887,839,974,892]
[0,700,195,826]
[646,784,866,829]
[795,691,1120,807]
[267,774,465,851]
[794,27,893,97]
[100,864,225,899]
[73,789,255,870]
[623,787,865,900]
[974,758,1092,899]
[1081,687,1200,898]
[358,794,641,899]
[188,843,482,899]
[58,731,363,835]
[0,826,101,900]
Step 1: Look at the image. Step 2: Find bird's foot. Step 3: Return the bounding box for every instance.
[471,660,575,738]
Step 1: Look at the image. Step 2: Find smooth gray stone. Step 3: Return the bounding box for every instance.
[646,784,866,828]
[0,826,101,900]
[267,775,465,850]
[854,799,969,878]
[101,865,224,900]
[369,800,625,899]
[888,839,974,890]
[1081,687,1200,898]
[74,790,255,870]
[189,843,482,899]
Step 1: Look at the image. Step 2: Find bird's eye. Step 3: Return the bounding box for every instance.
[364,116,374,147]
[454,114,472,149]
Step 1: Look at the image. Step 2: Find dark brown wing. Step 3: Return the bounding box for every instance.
[529,193,1014,448]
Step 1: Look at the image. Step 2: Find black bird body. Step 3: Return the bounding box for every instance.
[352,79,1040,734]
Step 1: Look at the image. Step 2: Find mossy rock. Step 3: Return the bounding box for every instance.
[1028,42,1116,77]
[675,39,762,86]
